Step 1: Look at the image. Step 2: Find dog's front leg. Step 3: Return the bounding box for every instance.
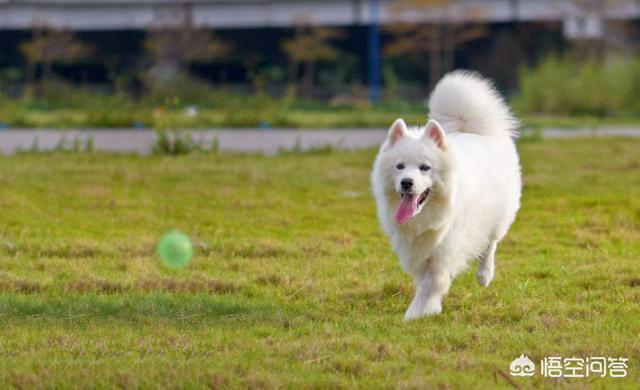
[476,240,497,287]
[403,267,450,321]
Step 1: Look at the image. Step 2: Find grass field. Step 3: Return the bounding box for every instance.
[0,137,638,388]
[3,105,640,130]
[3,92,640,130]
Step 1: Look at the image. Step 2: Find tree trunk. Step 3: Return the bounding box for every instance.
[286,60,299,98]
[26,61,36,97]
[428,27,442,91]
[442,25,455,74]
[41,61,52,96]
[303,60,315,99]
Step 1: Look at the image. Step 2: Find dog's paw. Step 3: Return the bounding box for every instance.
[403,301,423,321]
[403,300,442,321]
[403,310,421,322]
[422,299,442,316]
[476,266,494,287]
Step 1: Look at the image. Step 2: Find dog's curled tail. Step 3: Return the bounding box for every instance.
[428,70,519,138]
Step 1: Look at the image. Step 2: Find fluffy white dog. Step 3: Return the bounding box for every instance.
[371,71,521,320]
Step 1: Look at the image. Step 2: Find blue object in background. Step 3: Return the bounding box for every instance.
[368,0,381,103]
[258,121,272,130]
[0,121,8,130]
[131,121,146,130]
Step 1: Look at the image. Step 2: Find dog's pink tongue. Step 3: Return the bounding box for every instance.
[395,195,416,225]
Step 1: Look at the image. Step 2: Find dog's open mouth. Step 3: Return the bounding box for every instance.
[415,188,430,206]
[395,188,431,225]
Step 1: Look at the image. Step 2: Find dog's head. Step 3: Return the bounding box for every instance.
[378,118,451,225]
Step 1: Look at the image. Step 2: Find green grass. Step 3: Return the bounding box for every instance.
[2,103,639,130]
[3,105,640,130]
[0,107,430,130]
[0,138,638,388]
[0,86,428,129]
[2,80,639,129]
[520,115,640,129]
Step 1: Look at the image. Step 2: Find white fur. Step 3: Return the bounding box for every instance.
[371,71,521,320]
[428,70,520,138]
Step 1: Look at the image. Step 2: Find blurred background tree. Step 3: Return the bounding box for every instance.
[384,0,487,91]
[281,21,344,98]
[19,27,93,96]
[143,25,232,85]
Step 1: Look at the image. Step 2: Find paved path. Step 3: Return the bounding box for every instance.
[0,127,638,155]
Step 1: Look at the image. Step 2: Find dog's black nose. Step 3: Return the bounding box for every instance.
[400,178,413,190]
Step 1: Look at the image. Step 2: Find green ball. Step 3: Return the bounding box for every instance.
[157,230,193,269]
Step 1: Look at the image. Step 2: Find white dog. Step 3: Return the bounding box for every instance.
[371,71,521,320]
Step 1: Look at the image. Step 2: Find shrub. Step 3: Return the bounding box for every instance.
[142,73,216,106]
[152,129,199,155]
[513,56,640,117]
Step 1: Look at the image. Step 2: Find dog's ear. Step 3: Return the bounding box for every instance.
[424,119,446,148]
[386,119,408,146]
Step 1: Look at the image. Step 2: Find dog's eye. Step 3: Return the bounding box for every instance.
[395,163,405,170]
[419,164,431,172]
